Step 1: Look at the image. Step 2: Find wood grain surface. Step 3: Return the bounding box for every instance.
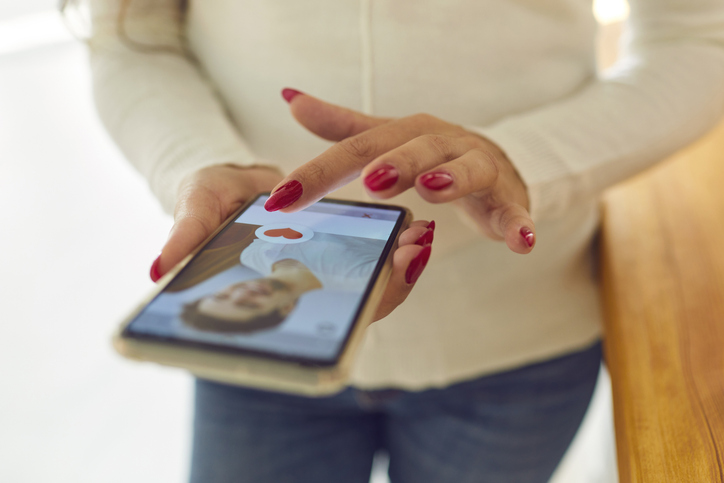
[601,119,724,482]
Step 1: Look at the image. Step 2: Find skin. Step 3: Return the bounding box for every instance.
[274,92,535,254]
[197,260,322,322]
[153,90,533,320]
[153,164,433,322]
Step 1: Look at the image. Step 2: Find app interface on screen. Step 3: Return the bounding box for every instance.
[127,196,401,362]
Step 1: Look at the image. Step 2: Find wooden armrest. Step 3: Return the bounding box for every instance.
[601,119,724,482]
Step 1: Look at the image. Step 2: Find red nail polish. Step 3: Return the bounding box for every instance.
[364,165,399,192]
[150,255,162,282]
[415,229,434,246]
[426,220,436,232]
[406,245,432,284]
[282,88,303,103]
[420,172,453,190]
[520,227,535,248]
[264,180,303,212]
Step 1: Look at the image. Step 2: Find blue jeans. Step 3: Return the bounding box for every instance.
[190,341,602,483]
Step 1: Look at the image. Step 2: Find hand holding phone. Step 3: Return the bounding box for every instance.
[152,164,284,281]
[154,164,433,322]
[117,193,433,395]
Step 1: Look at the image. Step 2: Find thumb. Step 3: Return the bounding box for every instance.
[282,88,390,141]
[150,165,283,282]
[152,185,225,282]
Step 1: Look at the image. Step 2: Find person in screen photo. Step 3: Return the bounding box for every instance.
[175,222,387,335]
[179,259,317,334]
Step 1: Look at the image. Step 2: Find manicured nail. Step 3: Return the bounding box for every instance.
[264,180,303,212]
[415,229,434,246]
[364,165,399,192]
[520,227,535,248]
[150,255,162,282]
[426,220,436,232]
[282,88,303,103]
[420,172,453,190]
[406,245,432,284]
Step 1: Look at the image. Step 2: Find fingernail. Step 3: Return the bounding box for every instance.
[282,88,303,103]
[415,229,434,246]
[420,172,453,190]
[265,180,303,211]
[426,220,436,232]
[364,165,398,192]
[406,245,432,284]
[150,255,162,282]
[520,227,535,248]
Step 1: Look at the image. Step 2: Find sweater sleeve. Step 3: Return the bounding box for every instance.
[473,0,724,221]
[89,0,258,213]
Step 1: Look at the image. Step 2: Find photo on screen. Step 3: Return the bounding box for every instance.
[125,196,403,363]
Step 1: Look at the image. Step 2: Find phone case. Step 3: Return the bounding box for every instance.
[113,197,411,396]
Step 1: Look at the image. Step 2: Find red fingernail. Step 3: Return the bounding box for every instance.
[364,165,398,191]
[282,88,303,103]
[406,245,432,284]
[426,220,436,232]
[265,180,303,212]
[420,172,453,190]
[150,255,162,282]
[520,227,535,248]
[415,229,434,246]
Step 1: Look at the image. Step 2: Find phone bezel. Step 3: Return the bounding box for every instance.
[120,194,407,367]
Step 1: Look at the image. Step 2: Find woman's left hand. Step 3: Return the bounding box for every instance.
[265,89,535,254]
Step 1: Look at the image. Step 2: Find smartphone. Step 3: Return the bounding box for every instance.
[113,194,410,396]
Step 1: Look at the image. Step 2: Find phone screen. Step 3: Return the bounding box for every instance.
[123,195,406,366]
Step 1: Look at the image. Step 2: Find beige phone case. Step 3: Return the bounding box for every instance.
[113,197,411,396]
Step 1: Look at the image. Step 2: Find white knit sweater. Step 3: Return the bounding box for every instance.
[89,0,724,389]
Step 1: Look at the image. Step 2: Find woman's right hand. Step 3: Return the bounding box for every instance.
[150,164,284,281]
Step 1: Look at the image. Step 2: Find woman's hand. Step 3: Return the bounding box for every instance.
[373,219,433,321]
[266,89,535,253]
[150,163,435,321]
[150,164,284,281]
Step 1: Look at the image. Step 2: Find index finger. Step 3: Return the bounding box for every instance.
[264,114,441,212]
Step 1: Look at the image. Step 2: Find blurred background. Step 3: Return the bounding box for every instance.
[0,1,627,481]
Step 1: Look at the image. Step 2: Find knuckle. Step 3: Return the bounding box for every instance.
[412,112,432,122]
[458,130,483,147]
[409,112,437,127]
[299,161,330,184]
[175,184,217,213]
[342,135,377,160]
[485,150,501,177]
[384,150,420,177]
[472,149,500,183]
[421,134,453,160]
[457,158,478,185]
[182,212,218,236]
